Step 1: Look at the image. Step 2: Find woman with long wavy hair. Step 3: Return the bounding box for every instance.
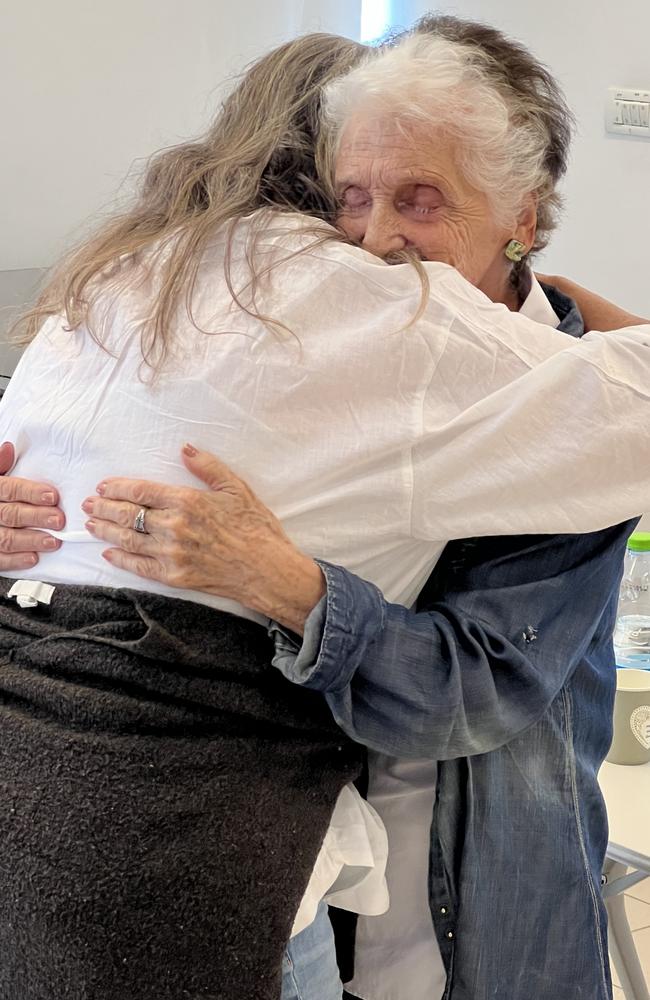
[0,33,372,1000]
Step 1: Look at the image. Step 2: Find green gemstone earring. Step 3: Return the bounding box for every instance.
[504,239,527,263]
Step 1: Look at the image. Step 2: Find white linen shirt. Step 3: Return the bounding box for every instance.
[1,213,649,943]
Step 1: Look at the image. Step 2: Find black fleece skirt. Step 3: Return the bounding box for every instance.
[0,579,362,1000]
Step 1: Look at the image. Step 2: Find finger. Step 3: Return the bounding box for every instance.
[95,477,182,509]
[0,442,15,476]
[0,502,65,530]
[85,518,161,555]
[181,443,242,492]
[0,552,40,572]
[101,547,167,584]
[0,527,62,554]
[82,496,159,532]
[0,476,60,506]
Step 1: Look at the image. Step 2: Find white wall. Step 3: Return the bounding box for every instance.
[0,1,359,271]
[402,0,650,316]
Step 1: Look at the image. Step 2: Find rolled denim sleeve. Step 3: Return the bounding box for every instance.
[270,522,635,759]
[271,560,385,690]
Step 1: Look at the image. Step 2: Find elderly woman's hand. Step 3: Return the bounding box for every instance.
[82,444,325,634]
[0,441,64,570]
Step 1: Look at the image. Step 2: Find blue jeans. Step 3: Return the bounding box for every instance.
[281,902,343,1000]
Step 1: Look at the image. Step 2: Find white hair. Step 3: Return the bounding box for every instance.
[320,33,553,232]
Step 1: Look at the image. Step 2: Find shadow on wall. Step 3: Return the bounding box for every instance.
[0,268,45,391]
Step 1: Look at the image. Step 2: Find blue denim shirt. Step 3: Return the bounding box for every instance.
[271,287,640,999]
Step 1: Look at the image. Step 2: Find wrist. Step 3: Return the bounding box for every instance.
[247,549,325,635]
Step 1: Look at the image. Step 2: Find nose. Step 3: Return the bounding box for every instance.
[360,205,407,258]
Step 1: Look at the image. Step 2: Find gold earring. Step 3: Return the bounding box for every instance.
[504,239,526,263]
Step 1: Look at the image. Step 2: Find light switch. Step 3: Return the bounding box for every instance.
[606,87,650,138]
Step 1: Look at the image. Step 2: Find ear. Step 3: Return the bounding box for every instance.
[514,193,538,251]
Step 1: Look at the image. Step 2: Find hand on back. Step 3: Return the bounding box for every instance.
[0,441,64,571]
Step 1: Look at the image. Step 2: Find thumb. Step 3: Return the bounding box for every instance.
[0,441,16,476]
[181,443,242,492]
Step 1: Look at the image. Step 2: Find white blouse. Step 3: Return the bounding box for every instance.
[3,214,649,606]
[0,212,649,940]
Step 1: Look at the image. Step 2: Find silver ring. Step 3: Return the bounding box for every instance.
[133,507,148,534]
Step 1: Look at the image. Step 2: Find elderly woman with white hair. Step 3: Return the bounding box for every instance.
[0,16,647,1000]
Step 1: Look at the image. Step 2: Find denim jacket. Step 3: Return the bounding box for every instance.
[271,287,640,999]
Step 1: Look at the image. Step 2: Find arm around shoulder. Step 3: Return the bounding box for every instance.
[536,274,649,330]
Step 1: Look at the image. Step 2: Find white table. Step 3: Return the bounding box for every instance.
[599,761,650,1000]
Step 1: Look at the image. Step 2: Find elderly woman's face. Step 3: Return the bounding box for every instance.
[335,116,536,306]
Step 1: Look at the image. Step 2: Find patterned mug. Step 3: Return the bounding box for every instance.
[606,668,650,766]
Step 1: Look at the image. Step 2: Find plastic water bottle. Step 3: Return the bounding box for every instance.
[614,532,650,670]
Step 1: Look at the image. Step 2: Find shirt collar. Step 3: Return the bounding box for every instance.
[518,272,562,329]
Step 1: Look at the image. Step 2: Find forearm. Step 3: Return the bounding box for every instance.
[246,547,325,635]
[275,565,559,758]
[411,325,650,539]
[542,275,648,330]
[271,522,635,758]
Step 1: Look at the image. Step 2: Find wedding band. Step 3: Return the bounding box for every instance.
[133,507,148,534]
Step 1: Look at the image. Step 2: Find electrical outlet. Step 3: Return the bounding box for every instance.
[606,87,650,138]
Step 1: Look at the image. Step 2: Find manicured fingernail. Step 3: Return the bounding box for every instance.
[183,443,198,458]
[22,555,38,568]
[85,520,96,533]
[43,537,59,550]
[81,498,94,513]
[41,492,55,504]
[96,482,106,496]
[47,515,61,527]
[102,549,114,562]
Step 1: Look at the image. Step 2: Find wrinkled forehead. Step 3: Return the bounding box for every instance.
[336,113,435,158]
[334,112,456,187]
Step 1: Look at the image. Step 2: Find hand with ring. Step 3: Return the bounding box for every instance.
[133,507,148,534]
[82,444,325,633]
[0,441,65,570]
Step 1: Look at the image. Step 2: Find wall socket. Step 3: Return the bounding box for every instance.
[606,87,650,138]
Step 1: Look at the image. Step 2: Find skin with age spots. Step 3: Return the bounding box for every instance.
[335,115,537,310]
[81,447,325,635]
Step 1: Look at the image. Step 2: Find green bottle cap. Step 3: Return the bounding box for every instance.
[627,532,650,552]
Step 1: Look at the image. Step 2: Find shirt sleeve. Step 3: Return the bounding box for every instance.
[410,326,650,539]
[270,520,635,759]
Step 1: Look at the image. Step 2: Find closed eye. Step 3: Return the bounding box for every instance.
[339,186,372,213]
[396,184,444,219]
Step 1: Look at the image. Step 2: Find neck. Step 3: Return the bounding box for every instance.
[497,285,522,312]
[478,267,522,312]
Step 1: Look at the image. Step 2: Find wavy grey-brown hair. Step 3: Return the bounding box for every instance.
[14,33,365,370]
